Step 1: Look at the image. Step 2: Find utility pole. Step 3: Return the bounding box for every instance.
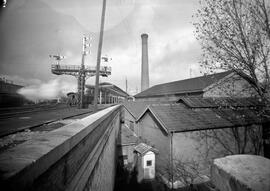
[94,0,107,112]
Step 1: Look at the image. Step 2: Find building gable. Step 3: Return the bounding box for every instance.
[203,73,256,97]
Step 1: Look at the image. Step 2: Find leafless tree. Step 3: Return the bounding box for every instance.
[157,157,206,190]
[194,0,270,159]
[172,158,204,187]
[194,0,270,105]
[196,126,263,158]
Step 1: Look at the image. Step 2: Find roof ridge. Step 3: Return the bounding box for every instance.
[148,70,232,88]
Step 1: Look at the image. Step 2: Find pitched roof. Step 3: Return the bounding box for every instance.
[134,143,158,155]
[123,101,173,120]
[134,71,232,98]
[137,104,269,133]
[178,97,265,109]
[86,82,129,97]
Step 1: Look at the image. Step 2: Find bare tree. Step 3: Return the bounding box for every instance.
[173,158,204,187]
[158,157,205,190]
[194,0,270,105]
[196,126,263,158]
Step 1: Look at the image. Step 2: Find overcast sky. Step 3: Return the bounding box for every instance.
[0,0,202,98]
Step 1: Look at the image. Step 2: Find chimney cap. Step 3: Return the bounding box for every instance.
[141,33,148,38]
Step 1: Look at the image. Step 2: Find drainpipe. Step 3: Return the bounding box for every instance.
[170,132,174,190]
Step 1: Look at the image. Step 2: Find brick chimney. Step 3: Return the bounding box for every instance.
[141,33,149,92]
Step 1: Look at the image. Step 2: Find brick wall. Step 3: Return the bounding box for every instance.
[138,113,170,171]
[84,114,120,191]
[137,112,263,186]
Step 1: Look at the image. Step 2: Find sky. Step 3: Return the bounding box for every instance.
[0,0,202,99]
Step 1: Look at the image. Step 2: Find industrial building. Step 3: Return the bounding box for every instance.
[121,63,268,187]
[66,82,129,107]
[135,71,255,101]
[121,97,268,188]
[85,82,129,105]
[135,99,267,188]
[0,77,27,107]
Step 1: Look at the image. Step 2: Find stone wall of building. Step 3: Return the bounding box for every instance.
[204,74,256,98]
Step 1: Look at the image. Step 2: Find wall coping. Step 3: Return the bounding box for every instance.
[212,155,270,191]
[0,105,120,183]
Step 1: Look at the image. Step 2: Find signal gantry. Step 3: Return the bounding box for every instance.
[50,35,111,108]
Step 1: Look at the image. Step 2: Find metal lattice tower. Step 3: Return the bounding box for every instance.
[50,35,111,108]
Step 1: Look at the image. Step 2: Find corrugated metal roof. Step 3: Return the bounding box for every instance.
[142,104,269,133]
[134,71,232,98]
[178,97,264,108]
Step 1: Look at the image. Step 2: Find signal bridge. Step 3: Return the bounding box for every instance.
[50,35,112,108]
[51,64,111,77]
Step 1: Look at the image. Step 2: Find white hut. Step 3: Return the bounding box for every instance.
[134,143,158,182]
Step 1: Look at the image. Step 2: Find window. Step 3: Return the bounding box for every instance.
[146,160,152,166]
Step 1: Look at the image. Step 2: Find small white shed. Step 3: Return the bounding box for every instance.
[134,143,158,182]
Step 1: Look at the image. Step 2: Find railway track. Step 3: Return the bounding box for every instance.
[0,104,114,138]
[0,103,67,119]
[0,110,92,138]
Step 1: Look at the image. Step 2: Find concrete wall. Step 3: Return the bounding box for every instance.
[211,155,270,191]
[0,105,122,191]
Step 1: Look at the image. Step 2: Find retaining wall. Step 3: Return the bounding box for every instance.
[0,105,123,191]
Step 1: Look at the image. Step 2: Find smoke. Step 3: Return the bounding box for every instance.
[18,78,76,102]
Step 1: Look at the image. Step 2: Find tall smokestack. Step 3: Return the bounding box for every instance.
[141,33,149,92]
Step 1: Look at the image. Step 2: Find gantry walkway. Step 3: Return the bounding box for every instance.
[51,64,112,77]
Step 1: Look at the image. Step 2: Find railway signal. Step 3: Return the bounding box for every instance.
[50,35,111,109]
